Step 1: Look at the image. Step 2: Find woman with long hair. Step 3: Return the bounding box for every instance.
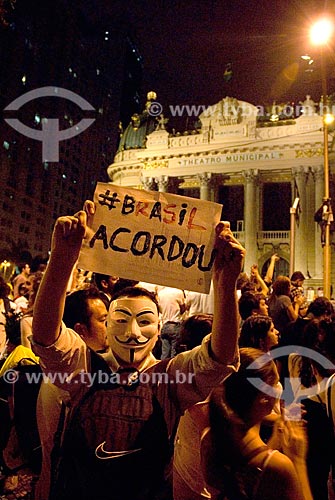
[201,348,312,500]
[267,276,303,335]
[173,348,312,500]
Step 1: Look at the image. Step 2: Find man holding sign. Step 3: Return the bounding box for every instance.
[32,189,245,500]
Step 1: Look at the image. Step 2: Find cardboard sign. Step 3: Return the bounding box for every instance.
[78,183,222,292]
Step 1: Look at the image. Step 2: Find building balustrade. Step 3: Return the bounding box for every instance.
[232,230,290,244]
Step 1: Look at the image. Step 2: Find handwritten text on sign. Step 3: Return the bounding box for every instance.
[78,183,222,292]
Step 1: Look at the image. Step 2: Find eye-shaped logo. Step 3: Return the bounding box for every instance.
[4,86,96,162]
[247,345,335,419]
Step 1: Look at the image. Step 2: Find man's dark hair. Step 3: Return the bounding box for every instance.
[178,314,213,352]
[17,262,29,273]
[93,273,112,291]
[307,297,333,318]
[238,292,265,321]
[112,278,139,295]
[239,315,272,349]
[93,274,138,296]
[63,286,103,329]
[290,271,305,283]
[271,275,290,296]
[111,286,160,314]
[236,273,254,294]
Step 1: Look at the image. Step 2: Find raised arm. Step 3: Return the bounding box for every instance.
[250,264,269,296]
[211,222,246,364]
[32,211,86,346]
[264,253,279,286]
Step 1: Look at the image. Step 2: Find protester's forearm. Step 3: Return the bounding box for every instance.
[264,256,277,284]
[32,254,74,346]
[255,273,269,295]
[211,278,239,364]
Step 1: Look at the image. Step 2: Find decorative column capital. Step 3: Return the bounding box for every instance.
[292,165,309,182]
[243,168,259,184]
[155,175,170,192]
[141,176,156,191]
[311,165,324,182]
[197,172,213,187]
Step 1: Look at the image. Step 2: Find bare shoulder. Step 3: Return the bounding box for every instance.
[255,451,302,500]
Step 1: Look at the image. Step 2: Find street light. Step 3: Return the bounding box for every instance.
[310,17,335,298]
[290,197,300,278]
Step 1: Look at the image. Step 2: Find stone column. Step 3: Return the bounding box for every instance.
[292,166,309,277]
[312,165,324,278]
[198,172,212,200]
[156,175,169,192]
[141,176,156,191]
[243,169,258,271]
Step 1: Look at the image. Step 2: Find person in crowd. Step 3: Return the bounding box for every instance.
[14,282,30,313]
[263,253,280,287]
[174,348,313,500]
[249,264,269,296]
[238,315,281,438]
[92,273,119,309]
[199,348,313,500]
[298,298,309,319]
[278,296,334,391]
[292,319,335,500]
[12,263,30,299]
[236,272,256,300]
[238,291,269,322]
[31,208,245,500]
[236,260,273,300]
[0,274,43,497]
[20,272,44,348]
[30,256,48,274]
[268,276,304,335]
[185,281,214,317]
[0,276,16,357]
[35,285,109,500]
[281,296,333,348]
[93,273,139,310]
[176,313,213,354]
[239,315,279,353]
[290,271,305,303]
[158,286,186,359]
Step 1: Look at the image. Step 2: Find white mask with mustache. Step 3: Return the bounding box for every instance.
[107,296,160,366]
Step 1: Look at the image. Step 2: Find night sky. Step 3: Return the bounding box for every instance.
[86,0,335,126]
[1,0,334,138]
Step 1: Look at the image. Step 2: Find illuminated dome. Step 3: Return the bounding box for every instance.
[117,91,159,151]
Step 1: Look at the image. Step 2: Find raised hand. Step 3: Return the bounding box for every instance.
[213,221,246,284]
[51,211,87,264]
[83,199,96,229]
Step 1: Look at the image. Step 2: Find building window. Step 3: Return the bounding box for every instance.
[218,185,244,231]
[262,182,291,230]
[178,187,200,199]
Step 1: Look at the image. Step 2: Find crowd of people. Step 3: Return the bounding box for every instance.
[0,206,334,500]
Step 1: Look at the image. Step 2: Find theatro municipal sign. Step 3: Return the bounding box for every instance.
[178,151,284,167]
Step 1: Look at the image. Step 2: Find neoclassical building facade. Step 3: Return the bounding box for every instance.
[107,94,335,293]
